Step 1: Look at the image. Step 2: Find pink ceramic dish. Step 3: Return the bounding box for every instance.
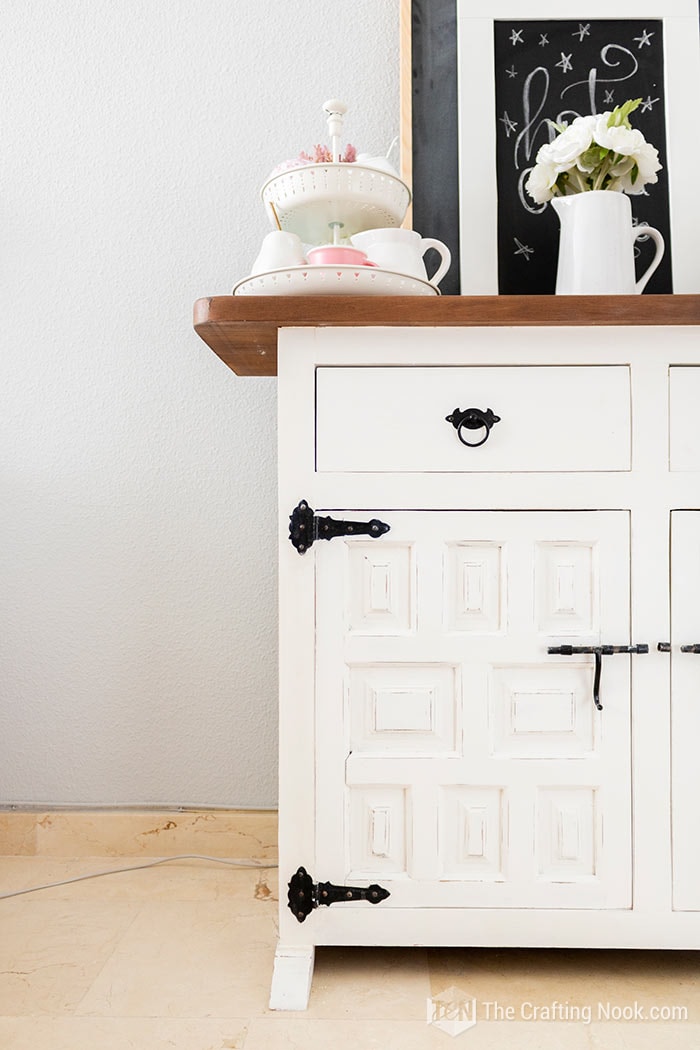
[306,245,377,267]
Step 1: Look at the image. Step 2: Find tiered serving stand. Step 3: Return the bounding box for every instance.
[233,101,434,296]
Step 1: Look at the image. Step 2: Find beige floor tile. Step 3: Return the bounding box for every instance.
[74,901,277,1017]
[260,946,434,1022]
[245,1017,592,1049]
[0,856,278,904]
[32,809,277,860]
[0,899,139,1015]
[448,1020,591,1049]
[0,813,37,855]
[298,946,431,1020]
[587,1022,700,1048]
[427,946,700,1018]
[246,1017,441,1050]
[0,1016,249,1050]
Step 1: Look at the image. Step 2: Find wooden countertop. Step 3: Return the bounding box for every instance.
[193,294,700,376]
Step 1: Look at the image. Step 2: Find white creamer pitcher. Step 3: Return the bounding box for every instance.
[351,228,451,288]
[551,190,665,294]
[251,231,306,275]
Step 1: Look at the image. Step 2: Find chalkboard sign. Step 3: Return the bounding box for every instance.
[494,19,672,293]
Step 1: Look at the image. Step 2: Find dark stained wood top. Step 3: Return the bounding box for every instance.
[193,294,700,376]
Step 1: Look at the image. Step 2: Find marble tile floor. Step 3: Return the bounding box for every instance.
[0,854,699,1050]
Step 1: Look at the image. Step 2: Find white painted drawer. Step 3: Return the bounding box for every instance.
[316,366,631,473]
[669,366,700,470]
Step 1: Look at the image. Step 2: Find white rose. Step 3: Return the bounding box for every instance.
[525,160,558,203]
[634,140,662,182]
[593,113,645,156]
[543,115,595,173]
[609,154,636,178]
[609,141,662,193]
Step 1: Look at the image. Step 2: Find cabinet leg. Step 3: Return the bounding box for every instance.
[269,943,315,1010]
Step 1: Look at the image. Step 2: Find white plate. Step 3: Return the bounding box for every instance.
[233,265,439,297]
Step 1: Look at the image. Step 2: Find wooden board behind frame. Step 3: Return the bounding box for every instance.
[408,0,700,295]
[407,0,462,295]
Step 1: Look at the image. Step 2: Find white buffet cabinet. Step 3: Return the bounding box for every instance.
[192,294,700,1011]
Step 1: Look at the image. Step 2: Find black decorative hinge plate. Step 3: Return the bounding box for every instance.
[287,865,391,923]
[289,500,391,555]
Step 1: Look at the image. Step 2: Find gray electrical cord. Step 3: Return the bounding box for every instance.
[0,854,278,900]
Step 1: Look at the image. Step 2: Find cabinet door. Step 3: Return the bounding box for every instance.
[315,511,632,913]
[671,511,700,910]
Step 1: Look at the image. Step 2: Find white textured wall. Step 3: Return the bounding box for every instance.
[1,1,399,807]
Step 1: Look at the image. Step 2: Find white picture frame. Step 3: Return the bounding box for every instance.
[456,0,700,293]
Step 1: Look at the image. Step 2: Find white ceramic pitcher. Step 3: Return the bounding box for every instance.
[350,228,451,288]
[551,190,665,294]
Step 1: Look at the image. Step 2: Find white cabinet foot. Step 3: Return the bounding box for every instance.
[269,944,315,1010]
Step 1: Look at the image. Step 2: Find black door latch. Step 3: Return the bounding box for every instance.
[547,644,649,710]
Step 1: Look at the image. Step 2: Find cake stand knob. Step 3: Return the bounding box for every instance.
[322,98,347,118]
[323,99,348,161]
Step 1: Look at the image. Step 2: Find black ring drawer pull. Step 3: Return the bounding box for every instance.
[446,406,501,447]
[547,644,649,711]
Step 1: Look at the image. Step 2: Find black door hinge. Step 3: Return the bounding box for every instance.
[287,866,391,923]
[289,500,391,555]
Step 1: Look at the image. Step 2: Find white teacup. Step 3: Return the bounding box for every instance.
[351,228,451,287]
[251,231,306,275]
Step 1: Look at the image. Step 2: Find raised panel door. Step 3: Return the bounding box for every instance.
[314,510,632,917]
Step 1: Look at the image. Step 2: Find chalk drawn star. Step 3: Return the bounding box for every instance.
[539,34,549,46]
[634,28,654,48]
[514,238,534,261]
[604,89,615,104]
[573,23,591,41]
[556,52,573,73]
[506,64,517,78]
[510,28,524,45]
[641,95,660,112]
[500,111,518,137]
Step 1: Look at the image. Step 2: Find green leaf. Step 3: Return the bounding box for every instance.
[607,98,642,129]
[547,118,568,135]
[580,146,608,168]
[554,172,569,194]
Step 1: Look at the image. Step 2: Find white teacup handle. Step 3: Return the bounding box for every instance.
[420,237,452,288]
[633,226,665,294]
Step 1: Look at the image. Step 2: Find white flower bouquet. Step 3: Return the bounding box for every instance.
[526,98,662,205]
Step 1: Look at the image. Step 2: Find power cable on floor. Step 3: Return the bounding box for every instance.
[0,854,278,900]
